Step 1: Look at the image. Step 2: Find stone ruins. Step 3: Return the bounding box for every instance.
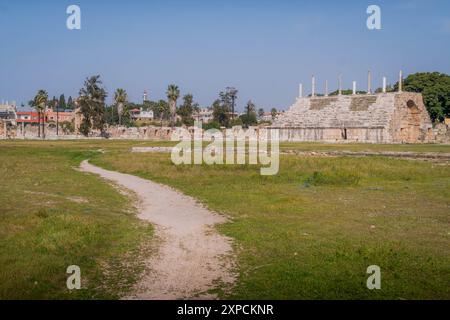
[270,72,436,143]
[1,71,449,143]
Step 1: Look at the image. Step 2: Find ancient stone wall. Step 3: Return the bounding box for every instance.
[390,93,434,143]
[107,126,173,140]
[435,123,450,143]
[271,93,434,143]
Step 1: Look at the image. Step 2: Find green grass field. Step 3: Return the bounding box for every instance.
[1,140,449,299]
[0,141,153,299]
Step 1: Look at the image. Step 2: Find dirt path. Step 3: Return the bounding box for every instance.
[79,160,235,300]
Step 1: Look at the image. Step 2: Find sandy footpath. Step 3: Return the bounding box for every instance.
[80,160,235,299]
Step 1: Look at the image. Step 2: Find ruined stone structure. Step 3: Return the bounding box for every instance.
[271,92,434,143]
[107,126,174,140]
[435,123,450,143]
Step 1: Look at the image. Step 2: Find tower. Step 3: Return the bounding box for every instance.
[143,90,148,103]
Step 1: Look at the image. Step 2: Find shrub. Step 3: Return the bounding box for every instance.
[203,121,221,130]
[304,170,361,187]
[60,121,75,134]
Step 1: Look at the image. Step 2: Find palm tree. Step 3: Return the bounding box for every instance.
[166,84,180,127]
[157,100,168,127]
[33,90,48,139]
[114,88,127,126]
[226,87,238,119]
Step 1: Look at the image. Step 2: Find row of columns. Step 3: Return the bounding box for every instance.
[299,71,404,98]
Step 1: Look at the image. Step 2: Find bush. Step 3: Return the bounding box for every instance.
[60,121,75,134]
[230,118,243,127]
[203,121,221,130]
[304,170,361,187]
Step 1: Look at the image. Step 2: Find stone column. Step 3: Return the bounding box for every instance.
[311,75,316,97]
[338,74,342,96]
[352,81,357,95]
[368,70,372,94]
[325,80,329,97]
[382,77,387,93]
[299,83,303,98]
[398,70,403,92]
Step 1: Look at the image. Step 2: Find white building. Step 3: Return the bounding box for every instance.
[193,108,214,123]
[0,102,17,122]
[130,108,154,121]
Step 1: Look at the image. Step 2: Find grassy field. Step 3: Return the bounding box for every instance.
[0,141,153,299]
[91,143,450,300]
[279,142,450,153]
[1,140,449,299]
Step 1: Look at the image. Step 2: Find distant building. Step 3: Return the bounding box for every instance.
[0,103,17,121]
[16,111,39,124]
[130,108,154,121]
[193,108,214,123]
[16,110,75,124]
[260,112,273,122]
[46,110,75,123]
[229,112,239,119]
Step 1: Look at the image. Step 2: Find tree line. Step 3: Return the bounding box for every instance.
[28,72,450,137]
[29,75,279,137]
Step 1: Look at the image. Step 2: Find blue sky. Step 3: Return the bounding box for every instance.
[0,0,449,111]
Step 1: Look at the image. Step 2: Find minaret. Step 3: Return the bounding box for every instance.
[299,83,303,98]
[338,74,342,96]
[367,70,372,94]
[352,81,357,95]
[143,90,148,102]
[398,71,403,93]
[382,77,387,94]
[311,75,316,97]
[325,80,329,97]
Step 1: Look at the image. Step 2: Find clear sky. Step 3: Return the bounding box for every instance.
[1,0,449,111]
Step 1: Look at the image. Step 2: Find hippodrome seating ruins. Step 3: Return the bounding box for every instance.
[270,72,435,143]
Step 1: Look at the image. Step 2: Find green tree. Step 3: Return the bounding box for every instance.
[58,94,66,111]
[149,100,169,126]
[219,88,238,119]
[32,90,48,138]
[114,88,128,126]
[166,84,180,126]
[67,96,74,110]
[271,107,278,120]
[229,117,243,127]
[240,100,257,128]
[203,120,221,130]
[78,75,107,136]
[177,94,199,126]
[50,96,57,109]
[212,99,229,127]
[225,87,238,118]
[60,121,75,134]
[394,72,450,122]
[375,85,395,93]
[258,108,265,119]
[105,104,119,125]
